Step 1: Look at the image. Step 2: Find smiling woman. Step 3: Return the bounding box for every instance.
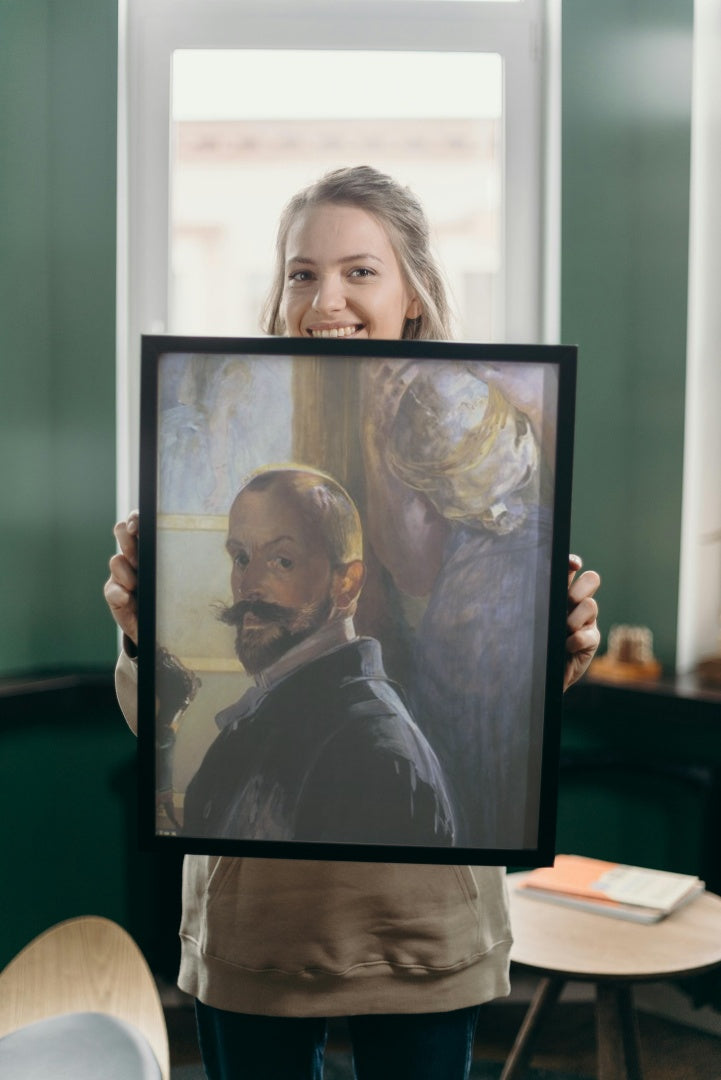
[263,166,452,342]
[281,205,421,340]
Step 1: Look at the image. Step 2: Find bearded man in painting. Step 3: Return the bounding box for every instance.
[181,466,456,849]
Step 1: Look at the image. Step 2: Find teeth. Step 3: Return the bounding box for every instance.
[311,326,359,338]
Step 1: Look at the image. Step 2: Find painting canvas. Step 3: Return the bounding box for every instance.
[137,335,576,865]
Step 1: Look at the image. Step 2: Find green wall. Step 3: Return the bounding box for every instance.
[0,0,118,676]
[562,0,693,669]
[0,0,132,968]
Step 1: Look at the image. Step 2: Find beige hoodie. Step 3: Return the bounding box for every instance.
[116,650,512,1016]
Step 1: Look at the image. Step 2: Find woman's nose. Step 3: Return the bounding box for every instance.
[312,274,345,314]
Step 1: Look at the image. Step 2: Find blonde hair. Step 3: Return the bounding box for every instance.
[262,165,454,341]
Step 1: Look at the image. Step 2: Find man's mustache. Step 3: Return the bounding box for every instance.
[217,599,297,628]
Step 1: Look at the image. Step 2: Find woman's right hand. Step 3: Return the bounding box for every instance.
[103,510,139,646]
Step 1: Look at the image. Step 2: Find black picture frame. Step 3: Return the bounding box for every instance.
[137,335,576,866]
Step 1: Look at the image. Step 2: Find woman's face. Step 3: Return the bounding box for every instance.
[280,203,421,340]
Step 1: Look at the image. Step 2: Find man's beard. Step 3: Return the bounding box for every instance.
[218,596,333,674]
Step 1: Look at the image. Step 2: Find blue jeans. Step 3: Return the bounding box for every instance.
[195,1000,481,1080]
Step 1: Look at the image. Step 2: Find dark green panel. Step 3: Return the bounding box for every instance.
[562,0,693,668]
[47,0,119,667]
[0,685,132,966]
[0,681,183,975]
[0,0,119,674]
[559,682,721,889]
[556,771,708,877]
[0,2,55,672]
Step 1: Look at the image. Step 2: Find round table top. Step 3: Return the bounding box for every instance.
[508,871,721,981]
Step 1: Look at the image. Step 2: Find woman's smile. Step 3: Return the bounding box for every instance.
[306,323,365,338]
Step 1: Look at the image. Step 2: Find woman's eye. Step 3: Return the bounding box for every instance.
[288,270,313,283]
[349,267,374,279]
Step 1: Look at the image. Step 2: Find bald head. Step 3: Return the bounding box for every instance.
[236,468,363,567]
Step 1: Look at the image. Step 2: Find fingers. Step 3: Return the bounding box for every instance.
[567,558,600,635]
[567,553,583,585]
[104,511,140,644]
[107,549,137,592]
[568,565,601,609]
[113,510,139,568]
[103,574,139,644]
[567,582,599,622]
[103,574,135,617]
[567,603,600,658]
[564,557,601,690]
[566,621,601,658]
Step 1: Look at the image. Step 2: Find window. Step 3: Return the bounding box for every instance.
[118,0,557,509]
[169,49,503,340]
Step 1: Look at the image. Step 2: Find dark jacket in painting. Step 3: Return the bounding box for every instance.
[182,637,456,848]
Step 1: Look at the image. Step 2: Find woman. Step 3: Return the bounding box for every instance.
[106,165,600,1080]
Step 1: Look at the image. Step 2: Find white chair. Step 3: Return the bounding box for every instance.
[0,915,170,1079]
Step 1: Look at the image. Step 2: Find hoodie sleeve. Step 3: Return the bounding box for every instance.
[115,646,139,736]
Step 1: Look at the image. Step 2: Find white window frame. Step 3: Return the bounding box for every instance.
[676,0,721,674]
[117,0,559,511]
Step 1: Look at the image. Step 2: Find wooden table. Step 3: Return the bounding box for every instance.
[502,872,721,1080]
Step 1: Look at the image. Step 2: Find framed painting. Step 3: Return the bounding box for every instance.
[137,335,576,865]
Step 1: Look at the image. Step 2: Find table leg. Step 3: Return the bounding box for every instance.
[500,976,565,1080]
[596,982,643,1080]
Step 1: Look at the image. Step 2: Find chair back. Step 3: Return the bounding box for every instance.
[0,915,169,1080]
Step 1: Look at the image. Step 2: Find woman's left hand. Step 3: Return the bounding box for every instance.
[564,555,601,691]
